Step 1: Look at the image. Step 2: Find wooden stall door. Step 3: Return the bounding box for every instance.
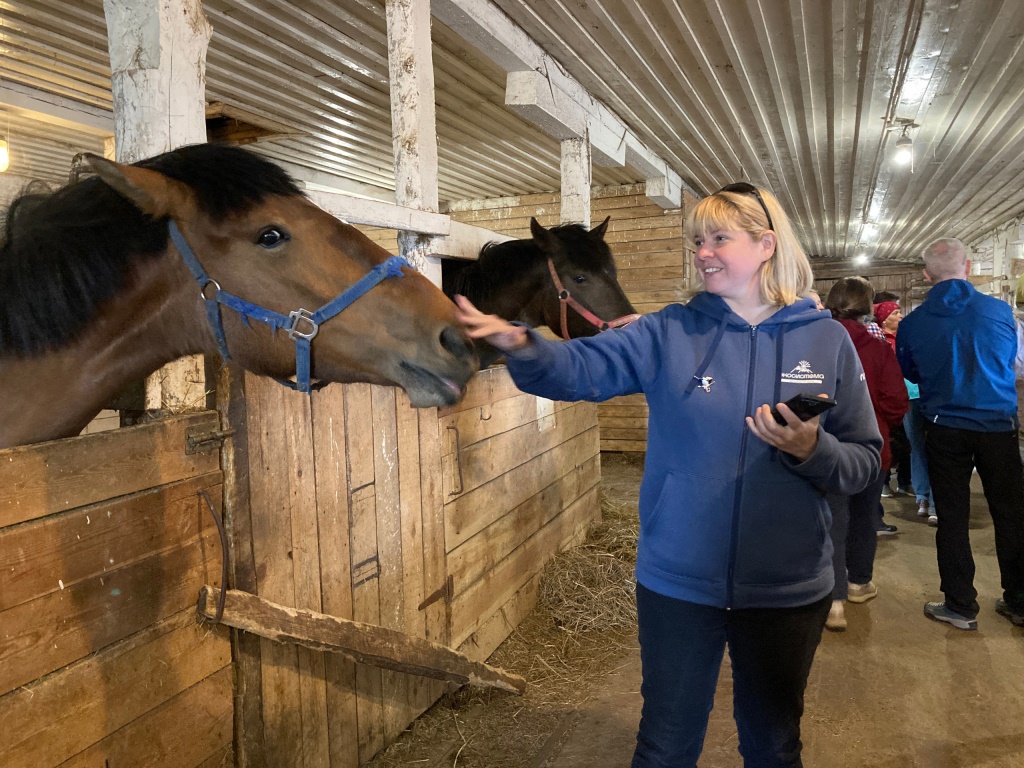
[227,365,603,768]
[229,374,449,768]
[0,413,232,768]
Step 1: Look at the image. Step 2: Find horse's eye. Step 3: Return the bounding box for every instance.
[573,275,587,285]
[256,227,289,248]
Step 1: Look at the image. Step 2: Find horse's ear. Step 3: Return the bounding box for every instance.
[590,216,611,240]
[530,217,558,253]
[84,154,188,218]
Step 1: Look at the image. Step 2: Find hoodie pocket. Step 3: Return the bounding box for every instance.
[641,471,734,585]
[734,479,829,586]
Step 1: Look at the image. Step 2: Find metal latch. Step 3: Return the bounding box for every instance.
[185,426,236,455]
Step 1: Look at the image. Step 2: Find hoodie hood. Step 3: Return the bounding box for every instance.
[921,278,976,317]
[686,292,828,326]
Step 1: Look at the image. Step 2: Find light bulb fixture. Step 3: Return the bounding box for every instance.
[854,253,869,266]
[883,117,919,172]
[894,128,913,166]
[0,138,8,173]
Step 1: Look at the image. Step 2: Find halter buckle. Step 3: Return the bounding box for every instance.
[200,279,221,301]
[287,308,320,341]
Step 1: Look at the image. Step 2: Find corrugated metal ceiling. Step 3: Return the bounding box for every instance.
[3,0,1024,263]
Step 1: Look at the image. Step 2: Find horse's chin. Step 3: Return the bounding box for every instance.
[396,361,466,407]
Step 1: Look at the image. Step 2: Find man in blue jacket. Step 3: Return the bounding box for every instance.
[896,237,1024,630]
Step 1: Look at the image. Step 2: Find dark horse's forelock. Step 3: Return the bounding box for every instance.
[451,223,613,306]
[0,144,304,357]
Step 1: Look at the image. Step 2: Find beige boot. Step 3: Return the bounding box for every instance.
[826,599,847,632]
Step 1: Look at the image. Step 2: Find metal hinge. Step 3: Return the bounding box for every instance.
[185,426,236,455]
[418,575,454,611]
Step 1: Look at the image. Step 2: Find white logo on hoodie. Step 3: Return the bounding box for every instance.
[781,360,825,384]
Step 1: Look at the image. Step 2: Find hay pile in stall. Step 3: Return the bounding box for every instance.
[367,452,643,768]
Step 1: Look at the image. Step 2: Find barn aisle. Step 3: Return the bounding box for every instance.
[541,458,1024,768]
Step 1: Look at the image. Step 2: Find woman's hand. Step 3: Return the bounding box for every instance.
[454,295,530,352]
[745,401,820,462]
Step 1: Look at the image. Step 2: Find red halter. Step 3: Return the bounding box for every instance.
[547,258,640,340]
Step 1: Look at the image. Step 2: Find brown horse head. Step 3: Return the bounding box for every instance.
[0,145,477,446]
[85,147,477,406]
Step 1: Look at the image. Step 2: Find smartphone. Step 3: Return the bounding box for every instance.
[770,393,837,425]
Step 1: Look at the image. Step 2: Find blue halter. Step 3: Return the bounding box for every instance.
[168,220,411,394]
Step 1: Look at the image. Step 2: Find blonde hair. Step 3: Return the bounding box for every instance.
[685,186,813,306]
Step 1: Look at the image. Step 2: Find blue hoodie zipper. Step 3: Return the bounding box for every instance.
[726,324,760,608]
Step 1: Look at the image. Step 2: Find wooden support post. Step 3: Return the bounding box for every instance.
[197,587,526,694]
[386,0,443,287]
[102,0,212,414]
[561,133,592,227]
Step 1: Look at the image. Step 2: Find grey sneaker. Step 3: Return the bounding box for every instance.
[924,601,977,630]
[995,599,1024,627]
[848,581,878,603]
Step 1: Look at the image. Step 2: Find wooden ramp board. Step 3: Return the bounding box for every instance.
[197,586,526,694]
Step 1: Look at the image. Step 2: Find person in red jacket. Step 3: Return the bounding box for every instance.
[823,278,910,630]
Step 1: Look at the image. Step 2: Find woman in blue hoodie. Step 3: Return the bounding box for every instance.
[455,184,881,768]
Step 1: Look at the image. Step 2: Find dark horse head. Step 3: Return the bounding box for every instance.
[0,144,478,447]
[443,216,638,366]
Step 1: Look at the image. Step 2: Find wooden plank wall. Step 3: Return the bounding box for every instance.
[230,366,600,767]
[438,367,603,655]
[0,412,232,768]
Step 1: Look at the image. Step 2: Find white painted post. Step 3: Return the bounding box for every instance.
[385,0,443,287]
[102,0,212,414]
[560,133,591,228]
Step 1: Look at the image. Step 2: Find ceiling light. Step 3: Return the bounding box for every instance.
[894,131,913,166]
[854,254,869,266]
[0,139,8,173]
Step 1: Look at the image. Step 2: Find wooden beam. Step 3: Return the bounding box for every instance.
[386,0,443,286]
[561,133,591,227]
[196,587,526,694]
[431,220,513,261]
[103,0,212,413]
[644,176,682,209]
[506,70,585,141]
[305,190,451,235]
[0,82,114,136]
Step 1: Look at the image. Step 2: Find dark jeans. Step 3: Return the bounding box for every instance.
[925,423,1024,618]
[632,584,830,768]
[886,423,912,489]
[827,492,850,601]
[848,470,885,583]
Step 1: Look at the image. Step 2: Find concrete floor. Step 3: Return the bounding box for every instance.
[536,473,1024,768]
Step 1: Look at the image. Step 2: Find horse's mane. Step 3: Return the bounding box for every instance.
[0,144,303,356]
[451,223,611,306]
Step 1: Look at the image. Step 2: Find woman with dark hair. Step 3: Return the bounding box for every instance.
[823,277,909,630]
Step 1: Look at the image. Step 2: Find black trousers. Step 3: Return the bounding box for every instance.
[925,423,1024,618]
[632,584,830,768]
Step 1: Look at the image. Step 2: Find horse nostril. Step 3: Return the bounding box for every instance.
[440,325,474,362]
